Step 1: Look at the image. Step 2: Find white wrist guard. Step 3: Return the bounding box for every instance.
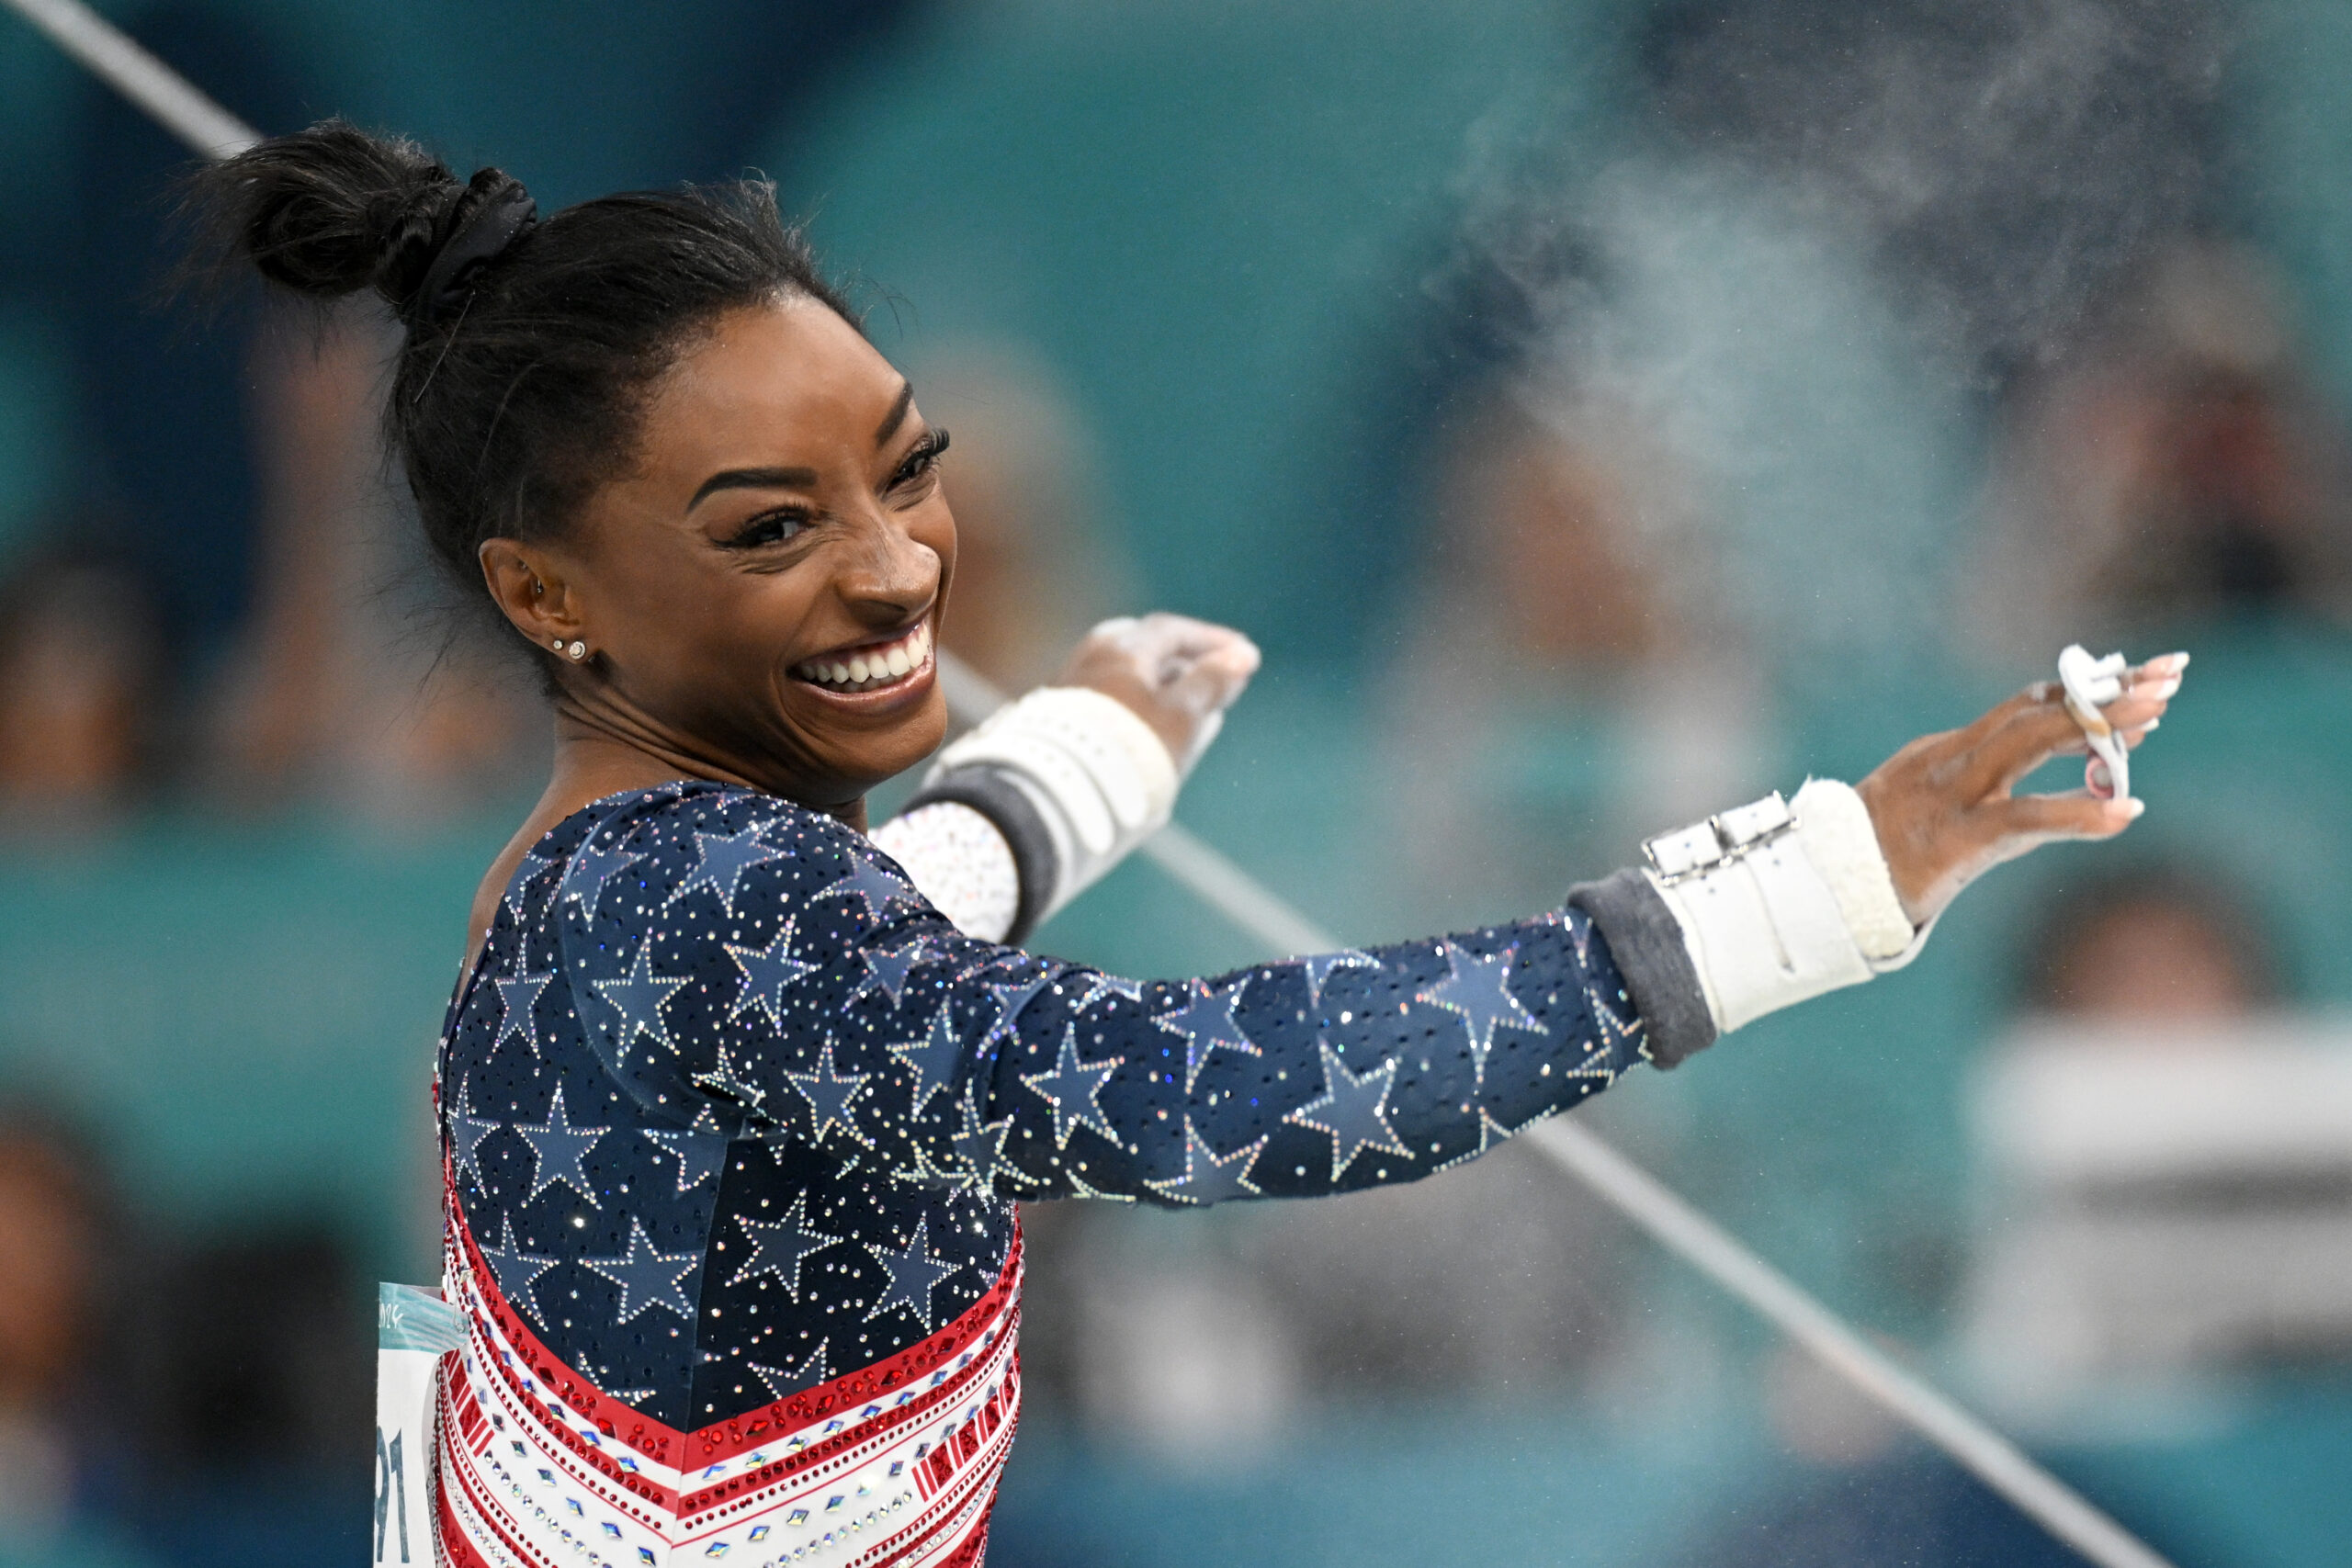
[922,686,1179,922]
[1642,779,1922,1035]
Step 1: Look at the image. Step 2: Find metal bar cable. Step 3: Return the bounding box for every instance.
[0,3,2173,1561]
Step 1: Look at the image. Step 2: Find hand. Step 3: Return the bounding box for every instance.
[1052,613,1261,770]
[1855,653,2188,926]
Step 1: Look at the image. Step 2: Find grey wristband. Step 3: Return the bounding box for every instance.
[1566,868,1718,1069]
[906,766,1060,945]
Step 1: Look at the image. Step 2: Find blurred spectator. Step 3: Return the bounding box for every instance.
[1372,384,1771,924]
[0,1100,158,1568]
[119,1222,373,1566]
[1969,243,2352,654]
[56,6,305,674]
[1965,863,2352,1419]
[2019,863,2280,1022]
[0,547,164,824]
[204,305,544,818]
[918,344,1133,693]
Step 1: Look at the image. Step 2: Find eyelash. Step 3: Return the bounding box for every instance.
[724,508,810,550]
[720,429,950,550]
[888,427,951,494]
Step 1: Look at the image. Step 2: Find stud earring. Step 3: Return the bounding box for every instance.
[566,640,588,661]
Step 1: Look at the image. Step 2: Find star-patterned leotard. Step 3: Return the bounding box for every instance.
[432,780,1653,1568]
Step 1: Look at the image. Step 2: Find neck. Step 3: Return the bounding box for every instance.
[543,693,866,832]
[466,698,865,965]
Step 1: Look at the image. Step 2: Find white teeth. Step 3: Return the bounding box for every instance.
[799,625,933,690]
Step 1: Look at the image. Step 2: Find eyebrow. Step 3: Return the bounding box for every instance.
[875,380,915,447]
[687,466,819,512]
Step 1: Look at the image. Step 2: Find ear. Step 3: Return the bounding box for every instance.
[480,537,587,654]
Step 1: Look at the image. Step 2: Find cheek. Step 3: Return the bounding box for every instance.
[916,503,956,590]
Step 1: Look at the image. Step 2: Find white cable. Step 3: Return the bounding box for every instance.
[2,0,258,156]
[3,6,2171,1555]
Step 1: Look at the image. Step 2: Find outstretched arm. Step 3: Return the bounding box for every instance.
[557,653,2181,1209]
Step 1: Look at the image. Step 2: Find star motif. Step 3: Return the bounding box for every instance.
[816,853,922,922]
[888,1005,965,1117]
[863,1218,962,1334]
[1431,1102,1521,1175]
[672,824,787,916]
[982,971,1057,1048]
[1419,942,1543,1086]
[850,940,934,1008]
[492,971,551,1059]
[1061,1166,1135,1202]
[948,1082,1016,1193]
[515,1082,610,1206]
[476,1213,559,1328]
[449,1075,501,1192]
[591,940,688,1055]
[1019,1026,1122,1148]
[1151,978,1260,1093]
[1585,980,1645,1072]
[726,917,818,1028]
[1144,1119,1266,1204]
[584,1217,702,1324]
[560,838,643,923]
[642,1127,724,1193]
[783,1043,870,1145]
[1298,949,1381,1008]
[728,1192,842,1297]
[888,1139,961,1190]
[691,1040,773,1119]
[1283,1039,1412,1182]
[751,1338,830,1401]
[1070,971,1148,1011]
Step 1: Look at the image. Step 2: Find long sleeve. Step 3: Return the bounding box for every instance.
[554,784,1649,1209]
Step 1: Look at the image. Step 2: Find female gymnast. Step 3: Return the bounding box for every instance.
[191,123,2182,1568]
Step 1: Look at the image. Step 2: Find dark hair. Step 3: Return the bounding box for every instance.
[186,119,853,634]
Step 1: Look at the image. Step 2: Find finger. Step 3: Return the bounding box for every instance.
[1962,694,2092,796]
[1981,790,2144,844]
[1166,638,1261,711]
[1951,684,2056,752]
[1970,671,2179,793]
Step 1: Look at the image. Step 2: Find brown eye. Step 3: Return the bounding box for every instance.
[725,509,809,549]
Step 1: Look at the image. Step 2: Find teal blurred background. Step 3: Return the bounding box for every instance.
[6,0,2352,1563]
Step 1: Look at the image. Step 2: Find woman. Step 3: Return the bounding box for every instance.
[193,124,2179,1568]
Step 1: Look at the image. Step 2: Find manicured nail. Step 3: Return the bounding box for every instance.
[2120,797,2146,819]
[2140,716,2159,732]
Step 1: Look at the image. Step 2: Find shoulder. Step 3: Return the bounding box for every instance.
[525,783,933,952]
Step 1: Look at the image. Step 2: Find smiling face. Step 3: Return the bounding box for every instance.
[485,297,956,810]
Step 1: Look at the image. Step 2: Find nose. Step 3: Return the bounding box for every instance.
[835,507,940,628]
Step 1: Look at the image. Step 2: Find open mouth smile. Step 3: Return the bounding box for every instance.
[791,620,935,696]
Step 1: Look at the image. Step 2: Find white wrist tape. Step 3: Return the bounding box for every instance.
[925,686,1179,918]
[1642,779,1923,1034]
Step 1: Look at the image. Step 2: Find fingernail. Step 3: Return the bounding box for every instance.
[2140,716,2159,732]
[2164,650,2191,669]
[2120,797,2146,819]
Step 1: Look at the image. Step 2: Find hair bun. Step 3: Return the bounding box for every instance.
[186,118,471,313]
